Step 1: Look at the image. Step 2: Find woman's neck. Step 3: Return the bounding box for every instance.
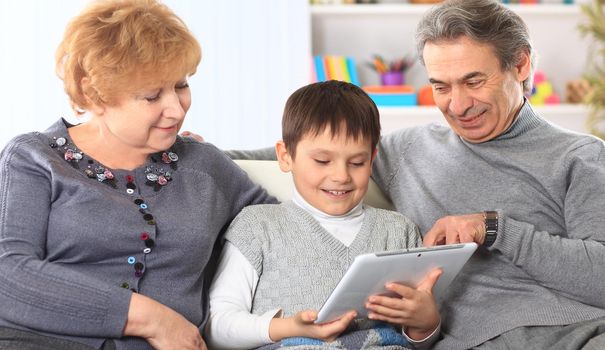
[68,120,149,170]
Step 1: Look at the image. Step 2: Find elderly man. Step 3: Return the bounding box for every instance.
[214,0,605,348]
[371,0,605,349]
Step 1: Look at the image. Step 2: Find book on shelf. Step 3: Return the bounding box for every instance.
[312,55,360,86]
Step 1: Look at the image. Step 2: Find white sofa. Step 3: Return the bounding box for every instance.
[234,159,395,211]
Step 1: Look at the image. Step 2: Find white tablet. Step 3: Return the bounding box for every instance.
[315,242,478,324]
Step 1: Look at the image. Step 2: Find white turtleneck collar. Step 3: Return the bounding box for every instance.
[292,188,365,247]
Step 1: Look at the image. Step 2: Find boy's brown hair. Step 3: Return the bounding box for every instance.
[282,80,380,158]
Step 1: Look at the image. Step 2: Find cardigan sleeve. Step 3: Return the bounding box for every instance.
[0,136,131,337]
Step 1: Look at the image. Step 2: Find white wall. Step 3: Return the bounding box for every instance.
[0,0,310,150]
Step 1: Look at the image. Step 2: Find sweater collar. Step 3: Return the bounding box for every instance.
[491,99,545,141]
[292,187,364,221]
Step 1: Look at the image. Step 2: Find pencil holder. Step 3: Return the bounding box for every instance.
[381,71,404,86]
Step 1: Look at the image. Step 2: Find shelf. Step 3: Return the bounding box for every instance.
[378,103,590,134]
[311,4,581,16]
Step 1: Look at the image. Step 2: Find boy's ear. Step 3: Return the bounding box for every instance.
[275,140,293,173]
[370,147,378,175]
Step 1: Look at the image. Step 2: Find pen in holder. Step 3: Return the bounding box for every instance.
[368,54,415,86]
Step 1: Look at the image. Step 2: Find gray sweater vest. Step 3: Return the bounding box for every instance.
[225,202,421,317]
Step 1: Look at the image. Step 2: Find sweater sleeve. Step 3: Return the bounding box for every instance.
[206,243,280,349]
[224,147,277,161]
[205,143,278,219]
[372,131,409,198]
[0,137,131,337]
[492,142,605,308]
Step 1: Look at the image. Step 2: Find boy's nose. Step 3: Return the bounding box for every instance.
[330,165,351,183]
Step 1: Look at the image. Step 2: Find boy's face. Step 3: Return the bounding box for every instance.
[276,127,376,216]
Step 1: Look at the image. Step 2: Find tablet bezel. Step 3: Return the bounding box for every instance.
[314,242,478,324]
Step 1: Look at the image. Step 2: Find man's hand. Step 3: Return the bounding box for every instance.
[269,309,357,343]
[423,213,486,246]
[180,131,204,142]
[365,268,442,340]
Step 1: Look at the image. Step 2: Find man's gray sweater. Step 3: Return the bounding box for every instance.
[373,102,605,349]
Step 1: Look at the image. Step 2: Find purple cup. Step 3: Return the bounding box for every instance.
[381,71,404,86]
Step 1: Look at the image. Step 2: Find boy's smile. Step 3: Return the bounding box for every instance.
[276,126,376,216]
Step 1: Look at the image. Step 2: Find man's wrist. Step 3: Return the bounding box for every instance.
[483,211,498,247]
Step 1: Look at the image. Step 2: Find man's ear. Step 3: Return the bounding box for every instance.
[81,77,105,115]
[515,50,531,83]
[275,140,293,173]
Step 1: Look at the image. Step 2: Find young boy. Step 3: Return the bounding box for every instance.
[206,81,441,350]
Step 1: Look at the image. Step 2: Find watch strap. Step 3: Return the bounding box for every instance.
[484,211,498,247]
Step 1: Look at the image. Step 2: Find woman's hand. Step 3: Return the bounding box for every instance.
[269,309,357,343]
[123,293,206,350]
[365,268,442,340]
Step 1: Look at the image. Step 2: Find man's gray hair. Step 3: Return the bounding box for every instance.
[416,0,536,94]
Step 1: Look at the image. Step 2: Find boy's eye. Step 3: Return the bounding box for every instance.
[350,162,365,167]
[314,159,329,165]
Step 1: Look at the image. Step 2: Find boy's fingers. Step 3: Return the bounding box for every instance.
[298,310,317,323]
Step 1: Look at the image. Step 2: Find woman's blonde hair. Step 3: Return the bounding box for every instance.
[56,0,202,114]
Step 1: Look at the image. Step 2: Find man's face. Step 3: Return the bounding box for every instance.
[423,36,530,143]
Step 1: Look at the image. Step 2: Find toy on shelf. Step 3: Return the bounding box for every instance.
[565,79,593,104]
[417,85,436,106]
[367,54,415,86]
[527,70,561,105]
[363,85,416,107]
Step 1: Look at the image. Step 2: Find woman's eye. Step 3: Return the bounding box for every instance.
[145,94,161,102]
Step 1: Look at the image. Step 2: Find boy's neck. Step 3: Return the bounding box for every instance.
[292,188,364,219]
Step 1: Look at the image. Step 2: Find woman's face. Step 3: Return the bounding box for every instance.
[96,77,191,154]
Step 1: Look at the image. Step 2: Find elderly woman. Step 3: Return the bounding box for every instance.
[0,1,274,349]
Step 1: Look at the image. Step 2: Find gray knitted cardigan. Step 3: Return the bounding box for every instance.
[0,119,275,350]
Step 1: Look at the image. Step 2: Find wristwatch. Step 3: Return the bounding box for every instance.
[483,211,498,247]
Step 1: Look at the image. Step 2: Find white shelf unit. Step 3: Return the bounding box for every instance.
[311,4,592,133]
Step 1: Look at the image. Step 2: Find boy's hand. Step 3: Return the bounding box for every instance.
[365,268,442,340]
[269,309,357,343]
